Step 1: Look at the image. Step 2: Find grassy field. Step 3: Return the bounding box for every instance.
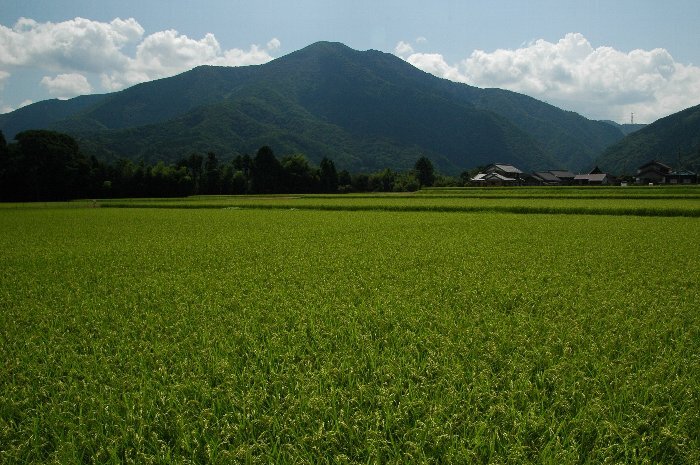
[1,187,699,463]
[95,185,700,217]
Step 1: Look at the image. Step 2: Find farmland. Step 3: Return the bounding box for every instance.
[1,187,699,463]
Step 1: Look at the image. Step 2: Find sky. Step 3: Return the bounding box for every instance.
[1,0,699,123]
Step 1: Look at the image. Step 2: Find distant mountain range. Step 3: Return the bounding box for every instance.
[597,104,700,174]
[0,41,693,174]
[601,121,647,136]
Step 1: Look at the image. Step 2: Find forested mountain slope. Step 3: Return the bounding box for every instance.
[0,41,626,173]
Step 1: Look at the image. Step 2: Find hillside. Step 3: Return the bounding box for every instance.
[597,104,700,174]
[0,41,625,173]
[601,121,646,136]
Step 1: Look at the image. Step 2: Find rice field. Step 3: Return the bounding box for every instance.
[95,185,700,217]
[1,187,699,463]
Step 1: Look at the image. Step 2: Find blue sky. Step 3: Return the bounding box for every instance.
[2,0,699,123]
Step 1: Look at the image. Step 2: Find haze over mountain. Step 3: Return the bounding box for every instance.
[0,41,626,174]
[597,103,700,175]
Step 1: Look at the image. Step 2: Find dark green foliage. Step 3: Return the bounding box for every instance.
[250,146,283,194]
[414,156,435,187]
[319,157,338,193]
[0,130,7,156]
[1,129,458,200]
[3,130,90,201]
[0,42,627,174]
[280,153,318,193]
[0,131,9,199]
[203,152,221,194]
[337,169,352,191]
[598,104,700,174]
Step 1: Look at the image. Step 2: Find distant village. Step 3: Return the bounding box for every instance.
[470,160,699,186]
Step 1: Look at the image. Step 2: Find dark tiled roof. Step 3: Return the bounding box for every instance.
[533,171,561,182]
[575,173,608,182]
[639,160,672,171]
[488,163,523,174]
[549,170,575,178]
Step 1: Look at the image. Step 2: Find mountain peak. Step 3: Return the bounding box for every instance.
[0,41,626,173]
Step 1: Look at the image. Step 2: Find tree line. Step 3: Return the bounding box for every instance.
[0,130,444,202]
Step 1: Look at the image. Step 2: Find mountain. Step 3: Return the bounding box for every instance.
[0,41,625,174]
[597,104,700,175]
[601,121,646,136]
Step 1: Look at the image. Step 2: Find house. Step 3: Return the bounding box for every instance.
[470,172,519,186]
[574,166,612,185]
[471,163,526,186]
[548,170,576,185]
[635,160,697,184]
[636,160,671,184]
[666,169,698,184]
[531,171,563,185]
[574,173,610,185]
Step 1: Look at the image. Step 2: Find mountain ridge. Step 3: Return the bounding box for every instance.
[597,103,700,174]
[0,41,625,173]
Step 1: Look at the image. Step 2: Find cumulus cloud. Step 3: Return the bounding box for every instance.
[267,38,281,50]
[0,17,280,96]
[396,33,700,122]
[100,31,280,90]
[41,73,93,98]
[395,41,414,57]
[0,17,143,72]
[1,99,32,114]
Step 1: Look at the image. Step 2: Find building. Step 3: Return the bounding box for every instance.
[470,172,519,186]
[574,166,612,185]
[666,169,698,184]
[636,160,671,184]
[470,163,526,186]
[548,170,576,185]
[531,171,563,185]
[636,160,697,184]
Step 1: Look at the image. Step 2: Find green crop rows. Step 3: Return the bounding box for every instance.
[95,186,700,217]
[1,189,699,463]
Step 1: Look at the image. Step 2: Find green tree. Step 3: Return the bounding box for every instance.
[14,130,89,200]
[232,154,252,177]
[0,130,13,200]
[251,146,283,194]
[368,168,395,192]
[319,157,338,193]
[204,152,221,194]
[281,154,317,193]
[0,130,7,159]
[178,153,204,193]
[414,156,435,188]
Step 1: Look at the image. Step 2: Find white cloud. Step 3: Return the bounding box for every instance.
[395,41,414,58]
[40,73,93,98]
[100,31,278,91]
[396,33,700,122]
[267,38,281,50]
[1,99,32,114]
[0,17,280,95]
[0,17,143,72]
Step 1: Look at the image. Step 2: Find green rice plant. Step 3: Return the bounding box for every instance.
[99,192,700,217]
[0,206,698,463]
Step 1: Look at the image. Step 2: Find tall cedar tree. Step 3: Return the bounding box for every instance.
[414,156,435,188]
